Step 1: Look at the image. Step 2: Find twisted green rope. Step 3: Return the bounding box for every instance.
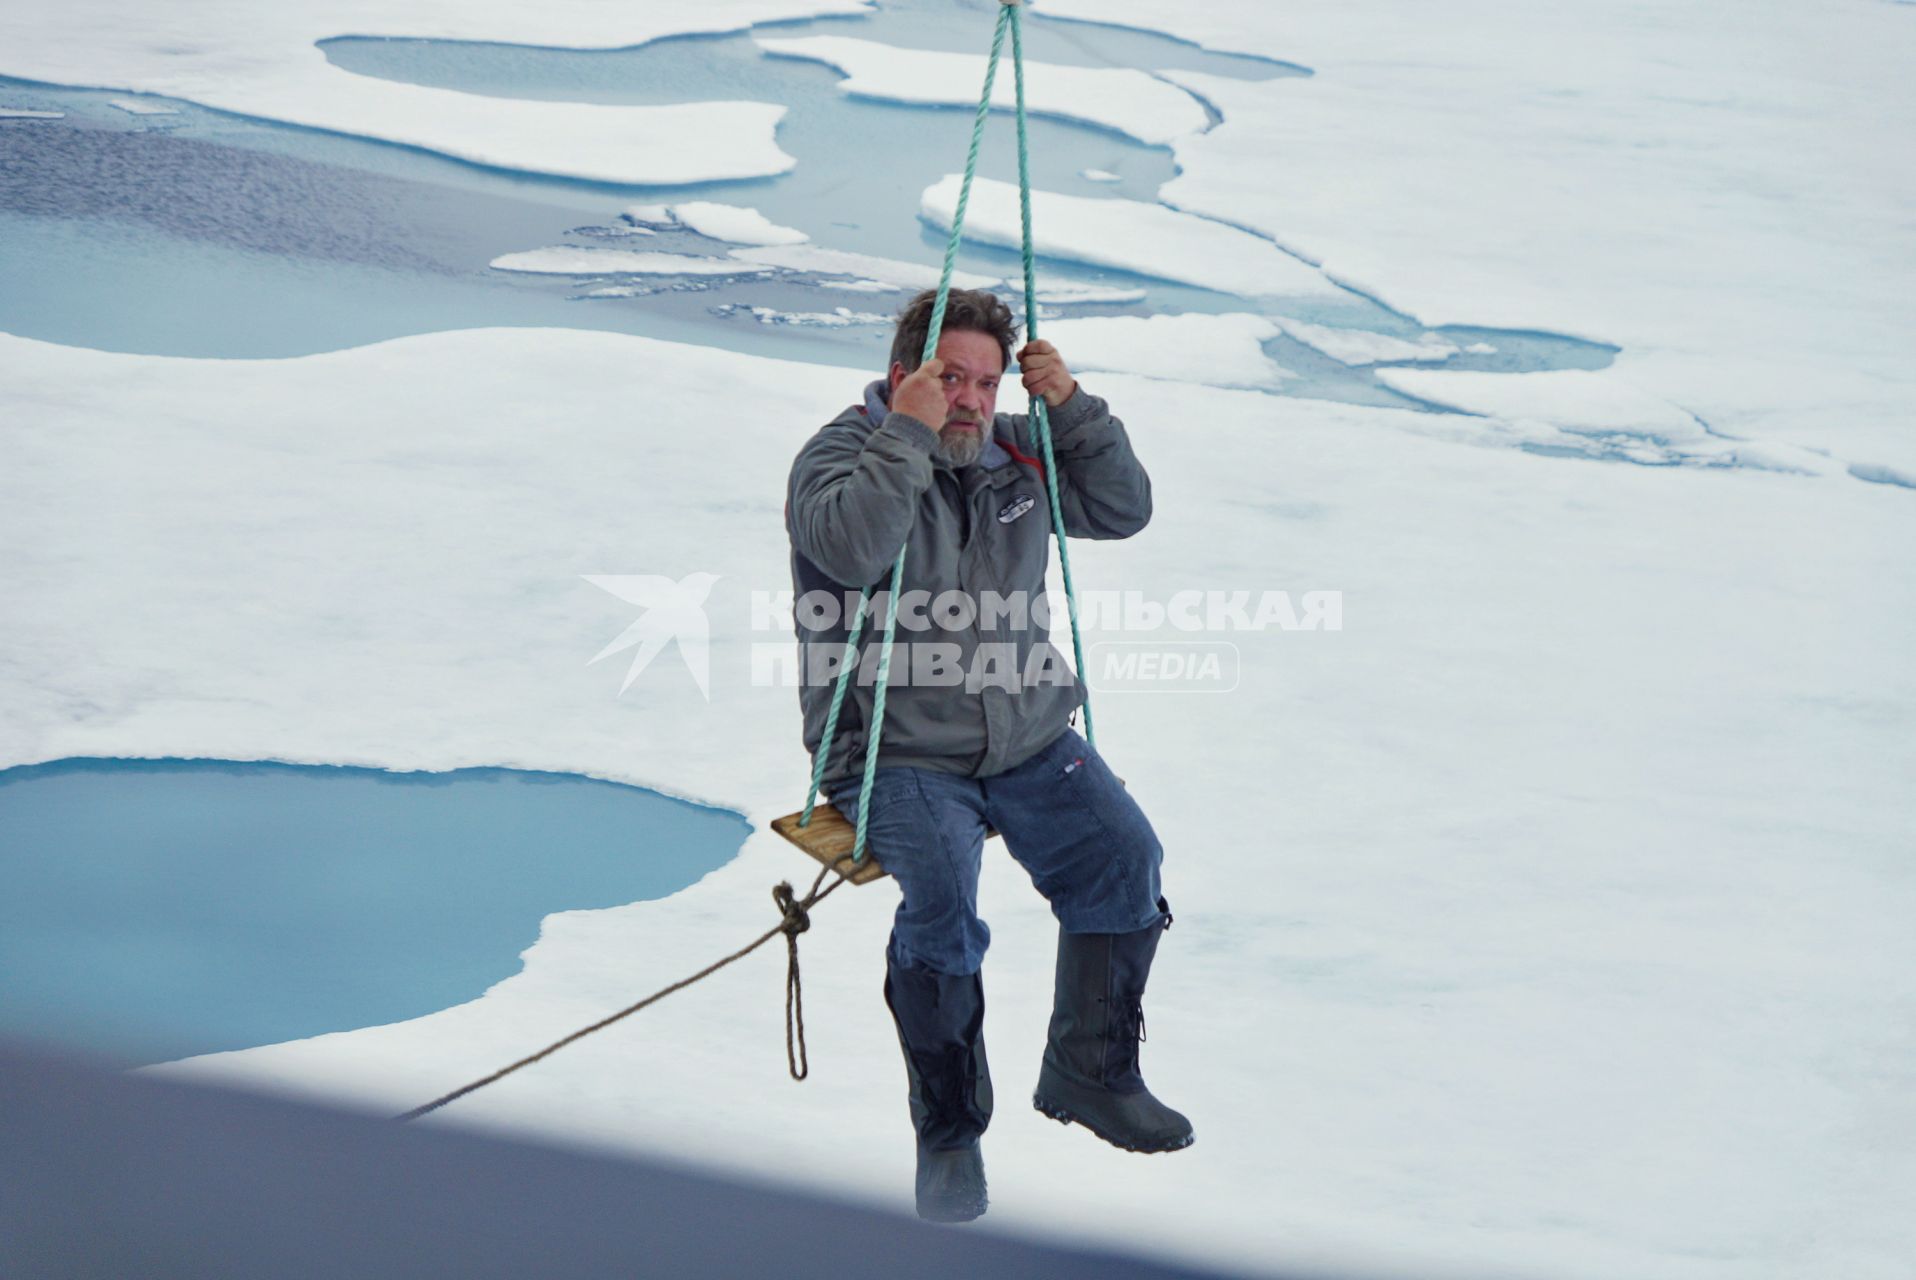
[798,4,1010,854]
[921,3,1012,368]
[801,0,1095,861]
[1010,1,1094,747]
[798,588,869,827]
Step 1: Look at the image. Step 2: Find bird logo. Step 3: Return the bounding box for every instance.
[583,572,722,700]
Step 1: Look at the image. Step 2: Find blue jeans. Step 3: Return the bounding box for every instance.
[829,727,1165,976]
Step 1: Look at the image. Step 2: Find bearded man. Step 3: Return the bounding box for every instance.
[783,287,1191,1224]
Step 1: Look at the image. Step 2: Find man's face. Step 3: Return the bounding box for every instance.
[889,328,1004,466]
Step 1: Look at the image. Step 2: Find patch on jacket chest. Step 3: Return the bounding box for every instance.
[998,494,1037,524]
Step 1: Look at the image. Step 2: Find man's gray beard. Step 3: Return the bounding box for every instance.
[935,423,986,467]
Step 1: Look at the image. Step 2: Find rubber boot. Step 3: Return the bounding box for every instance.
[884,947,992,1223]
[1032,897,1194,1153]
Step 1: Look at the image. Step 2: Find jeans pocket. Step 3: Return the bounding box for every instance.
[831,773,906,822]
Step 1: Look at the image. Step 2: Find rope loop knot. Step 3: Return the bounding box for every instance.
[773,877,825,1081]
[772,881,811,936]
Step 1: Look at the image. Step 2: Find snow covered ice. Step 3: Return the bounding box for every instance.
[1037,0,1916,480]
[757,34,1212,145]
[713,303,891,328]
[489,249,776,278]
[0,0,864,182]
[104,97,179,116]
[2,1,1913,1277]
[727,243,999,292]
[1379,368,1694,432]
[921,173,1342,299]
[1045,313,1294,390]
[1276,318,1456,367]
[664,203,809,247]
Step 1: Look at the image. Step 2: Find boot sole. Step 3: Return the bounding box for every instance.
[917,1201,988,1224]
[1032,1093,1196,1154]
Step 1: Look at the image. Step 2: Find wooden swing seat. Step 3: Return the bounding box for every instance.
[773,802,1001,886]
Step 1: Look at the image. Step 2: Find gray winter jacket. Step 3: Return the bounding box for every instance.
[786,378,1152,790]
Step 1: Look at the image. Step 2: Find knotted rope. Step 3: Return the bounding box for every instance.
[396,866,841,1122]
[772,880,813,1080]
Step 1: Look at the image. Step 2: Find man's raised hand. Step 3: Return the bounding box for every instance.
[893,357,949,429]
[1016,340,1078,409]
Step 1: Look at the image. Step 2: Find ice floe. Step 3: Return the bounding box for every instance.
[0,107,63,119]
[1276,319,1455,366]
[1376,367,1837,472]
[1037,0,1916,475]
[105,97,179,115]
[1020,280,1150,307]
[727,243,997,291]
[490,249,774,277]
[712,303,889,328]
[1045,313,1292,389]
[6,325,1909,1280]
[1848,460,1916,490]
[0,0,872,182]
[755,35,1211,146]
[921,174,1338,299]
[816,278,898,294]
[629,201,809,247]
[1376,368,1703,438]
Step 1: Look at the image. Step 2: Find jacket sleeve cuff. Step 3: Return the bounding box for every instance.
[880,410,942,454]
[1044,384,1107,445]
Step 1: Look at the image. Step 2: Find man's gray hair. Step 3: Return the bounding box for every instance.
[889,288,1018,375]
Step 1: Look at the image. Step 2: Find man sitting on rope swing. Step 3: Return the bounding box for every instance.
[785,286,1192,1224]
